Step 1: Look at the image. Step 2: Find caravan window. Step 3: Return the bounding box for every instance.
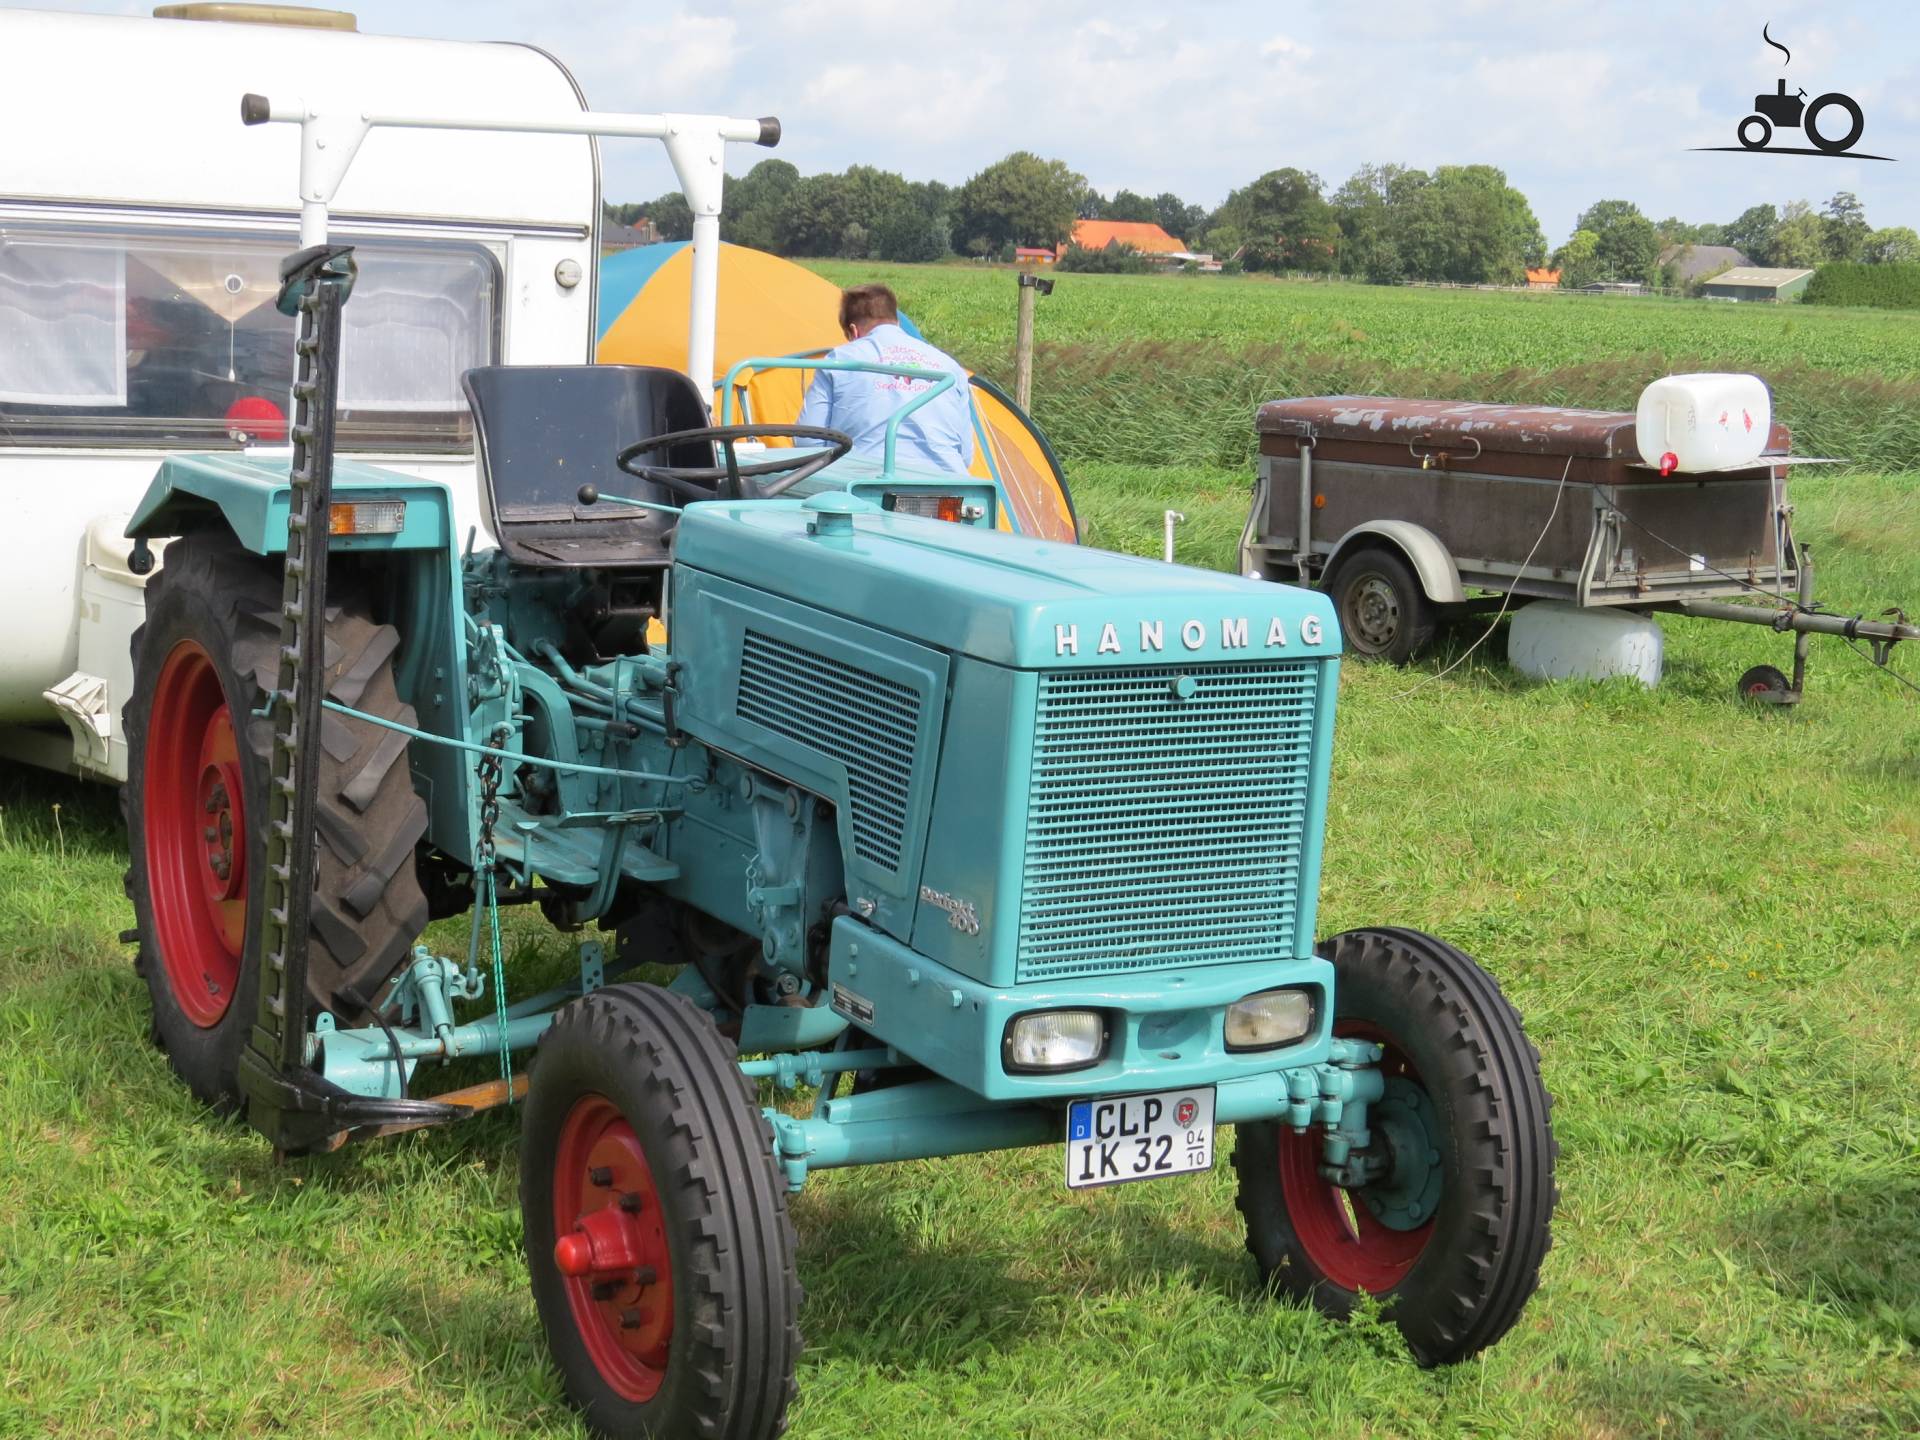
[0,222,498,451]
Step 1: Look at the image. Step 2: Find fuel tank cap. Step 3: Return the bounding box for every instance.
[801,490,879,537]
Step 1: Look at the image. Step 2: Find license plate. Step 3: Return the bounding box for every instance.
[1064,1087,1215,1190]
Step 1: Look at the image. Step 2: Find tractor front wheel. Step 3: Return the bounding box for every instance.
[522,983,802,1440]
[1234,927,1557,1364]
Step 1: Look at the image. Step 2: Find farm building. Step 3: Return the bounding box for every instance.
[1524,267,1560,289]
[1658,243,1751,285]
[1014,246,1056,266]
[1700,266,1813,302]
[1059,219,1186,260]
[601,218,660,253]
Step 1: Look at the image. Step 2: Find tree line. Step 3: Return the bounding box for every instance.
[607,152,1916,288]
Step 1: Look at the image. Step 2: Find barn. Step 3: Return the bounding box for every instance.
[1699,266,1814,302]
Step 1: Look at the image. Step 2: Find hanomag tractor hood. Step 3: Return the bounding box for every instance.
[672,495,1341,668]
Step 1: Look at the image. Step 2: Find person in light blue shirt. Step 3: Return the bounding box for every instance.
[797,283,975,475]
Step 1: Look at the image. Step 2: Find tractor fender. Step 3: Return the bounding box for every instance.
[1323,521,1465,605]
[124,453,472,862]
[126,453,454,555]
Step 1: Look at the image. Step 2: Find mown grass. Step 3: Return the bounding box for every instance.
[5,466,1918,1437]
[5,275,1920,1437]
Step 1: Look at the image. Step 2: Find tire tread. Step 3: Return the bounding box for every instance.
[523,984,801,1439]
[1232,926,1556,1365]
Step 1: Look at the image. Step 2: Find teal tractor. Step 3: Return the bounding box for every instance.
[121,96,1556,1440]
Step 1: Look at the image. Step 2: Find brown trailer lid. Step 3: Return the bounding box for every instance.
[1257,396,1792,473]
[1256,396,1644,460]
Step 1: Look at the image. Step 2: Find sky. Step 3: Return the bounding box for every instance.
[21,0,1920,243]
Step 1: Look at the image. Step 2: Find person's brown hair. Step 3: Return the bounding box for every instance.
[839,283,899,334]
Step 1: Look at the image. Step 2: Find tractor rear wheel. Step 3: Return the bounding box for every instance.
[522,983,802,1440]
[1234,927,1557,1364]
[124,531,429,1109]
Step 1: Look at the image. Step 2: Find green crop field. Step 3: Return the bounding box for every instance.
[5,271,1920,1438]
[811,262,1920,475]
[811,261,1920,379]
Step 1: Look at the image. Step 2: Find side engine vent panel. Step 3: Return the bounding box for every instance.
[737,629,922,869]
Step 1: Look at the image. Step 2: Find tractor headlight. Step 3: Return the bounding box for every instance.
[1003,1009,1106,1072]
[1224,989,1315,1052]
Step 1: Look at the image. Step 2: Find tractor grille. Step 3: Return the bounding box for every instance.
[736,630,920,869]
[1016,661,1320,984]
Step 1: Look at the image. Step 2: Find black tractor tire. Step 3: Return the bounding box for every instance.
[124,531,429,1110]
[1234,927,1557,1365]
[1738,113,1772,150]
[1326,547,1436,665]
[522,983,802,1440]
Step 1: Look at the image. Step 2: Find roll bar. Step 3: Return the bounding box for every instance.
[717,356,959,480]
[239,92,780,406]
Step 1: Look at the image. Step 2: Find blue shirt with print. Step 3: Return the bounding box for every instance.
[796,323,975,475]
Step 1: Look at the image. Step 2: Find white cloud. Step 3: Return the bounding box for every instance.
[540,10,740,111]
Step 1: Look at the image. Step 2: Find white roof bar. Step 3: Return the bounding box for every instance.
[240,92,781,406]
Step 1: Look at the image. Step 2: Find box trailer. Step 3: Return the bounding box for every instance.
[1238,394,1917,698]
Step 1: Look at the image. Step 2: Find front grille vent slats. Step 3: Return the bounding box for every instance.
[1016,661,1318,983]
[736,631,922,869]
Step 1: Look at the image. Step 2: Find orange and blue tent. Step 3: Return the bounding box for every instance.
[596,241,1077,542]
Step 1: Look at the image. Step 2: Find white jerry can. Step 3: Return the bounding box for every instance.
[1508,601,1664,689]
[1634,373,1772,474]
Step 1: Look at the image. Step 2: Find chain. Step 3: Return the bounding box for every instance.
[473,722,514,1091]
[474,722,507,875]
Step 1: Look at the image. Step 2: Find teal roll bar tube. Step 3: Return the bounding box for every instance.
[718,355,957,480]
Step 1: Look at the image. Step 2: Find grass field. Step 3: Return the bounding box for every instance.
[5,271,1920,1438]
[811,262,1920,379]
[810,263,1920,474]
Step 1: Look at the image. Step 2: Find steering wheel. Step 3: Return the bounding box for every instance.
[615,424,853,503]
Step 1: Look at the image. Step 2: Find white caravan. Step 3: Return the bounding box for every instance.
[0,5,602,780]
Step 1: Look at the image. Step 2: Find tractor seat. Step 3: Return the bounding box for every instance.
[463,364,711,569]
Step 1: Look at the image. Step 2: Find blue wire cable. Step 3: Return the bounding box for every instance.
[319,698,695,785]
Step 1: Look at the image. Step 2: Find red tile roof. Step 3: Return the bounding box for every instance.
[1525,267,1561,284]
[1066,220,1185,255]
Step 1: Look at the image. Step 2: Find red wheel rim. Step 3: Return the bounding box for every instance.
[552,1094,674,1402]
[1277,1023,1436,1293]
[144,640,248,1028]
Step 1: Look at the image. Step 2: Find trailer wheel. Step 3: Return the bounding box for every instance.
[1234,927,1557,1365]
[124,531,429,1109]
[1327,547,1435,664]
[1736,664,1791,704]
[523,984,802,1440]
